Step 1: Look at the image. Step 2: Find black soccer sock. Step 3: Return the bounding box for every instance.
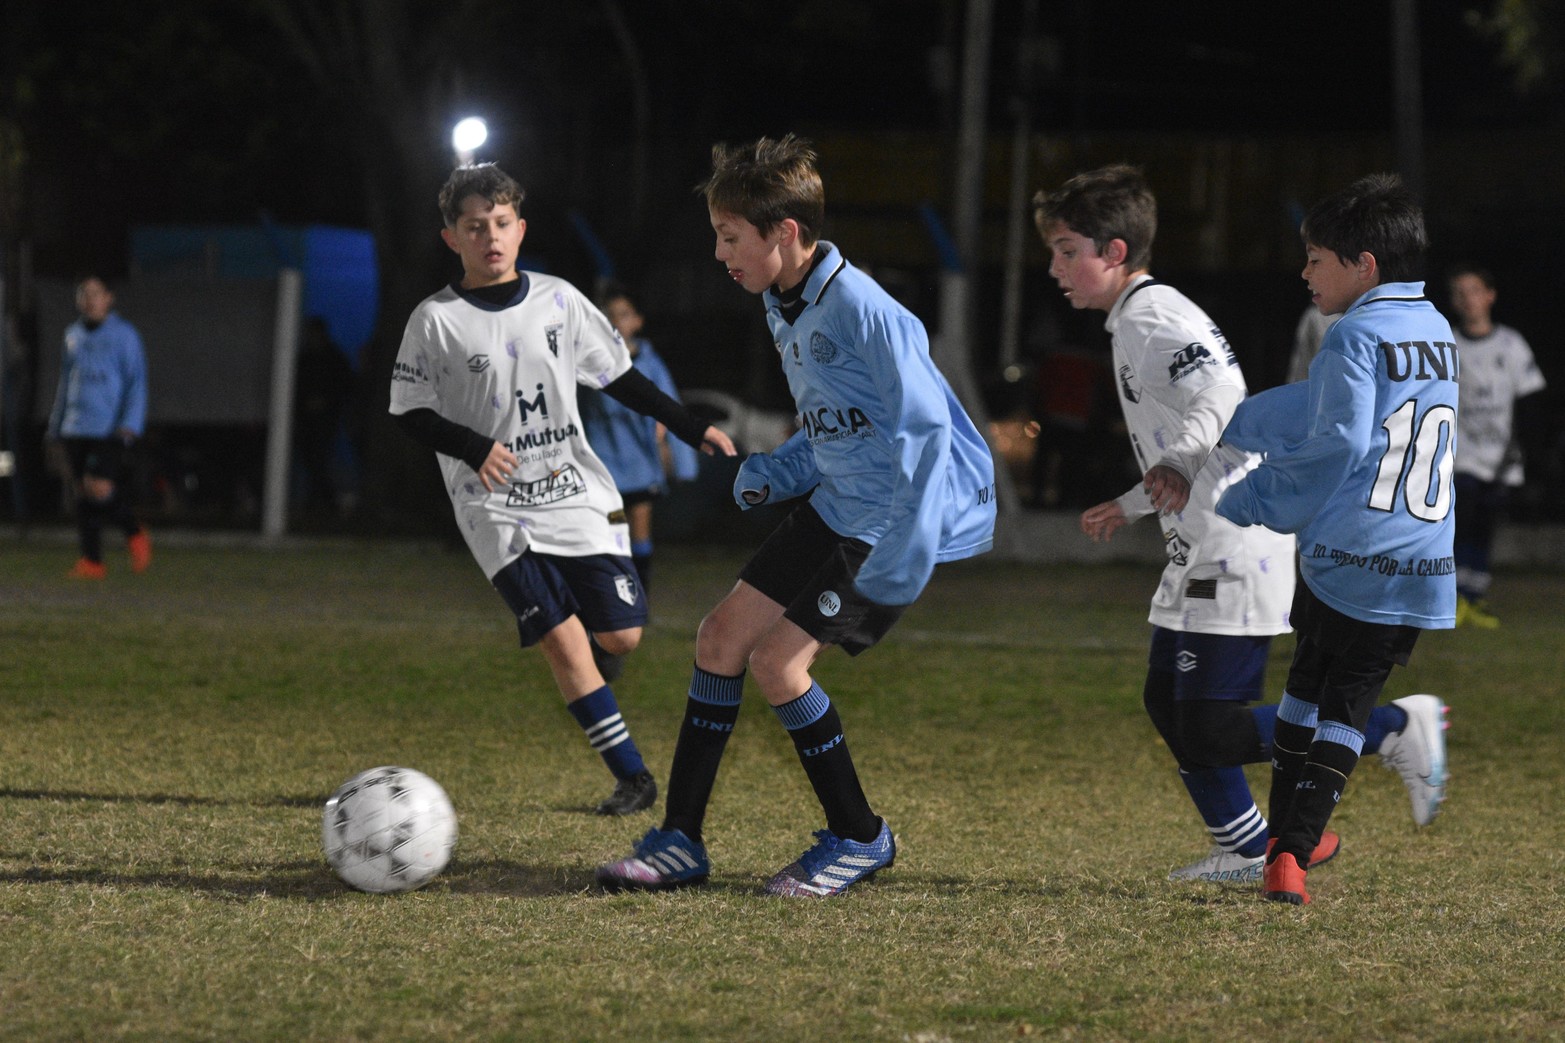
[1274,721,1364,864]
[773,682,879,844]
[78,496,106,562]
[660,666,744,843]
[1269,696,1318,831]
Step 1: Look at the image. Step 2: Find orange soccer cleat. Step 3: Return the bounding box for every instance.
[127,530,153,573]
[69,558,107,580]
[1263,852,1310,905]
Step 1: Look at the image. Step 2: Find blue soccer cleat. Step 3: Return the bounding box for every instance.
[596,827,710,892]
[763,819,896,897]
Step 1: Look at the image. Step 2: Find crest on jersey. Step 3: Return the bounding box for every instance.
[1162,528,1190,567]
[545,323,563,357]
[467,354,490,373]
[810,332,839,364]
[1176,650,1199,673]
[615,573,638,606]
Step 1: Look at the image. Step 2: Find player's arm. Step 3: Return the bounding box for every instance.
[391,408,516,491]
[1221,381,1311,454]
[601,368,734,457]
[732,428,820,508]
[118,327,149,441]
[850,313,951,607]
[1141,383,1244,514]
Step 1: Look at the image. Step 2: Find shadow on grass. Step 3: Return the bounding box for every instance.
[0,787,323,808]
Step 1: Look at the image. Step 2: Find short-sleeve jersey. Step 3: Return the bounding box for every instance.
[1104,276,1295,636]
[389,273,634,577]
[760,242,996,606]
[1451,324,1546,483]
[1217,283,1458,629]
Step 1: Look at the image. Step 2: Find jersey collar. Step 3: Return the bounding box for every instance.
[764,241,846,313]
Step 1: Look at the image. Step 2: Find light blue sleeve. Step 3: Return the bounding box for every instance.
[118,324,149,436]
[851,313,950,606]
[1216,349,1373,533]
[763,428,821,499]
[1221,381,1310,454]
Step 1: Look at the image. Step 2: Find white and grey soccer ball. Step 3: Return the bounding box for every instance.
[322,766,458,893]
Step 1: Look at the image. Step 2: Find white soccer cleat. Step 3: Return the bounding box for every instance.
[1167,845,1264,883]
[1378,694,1449,826]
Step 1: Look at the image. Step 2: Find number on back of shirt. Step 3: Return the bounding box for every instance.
[1369,399,1455,522]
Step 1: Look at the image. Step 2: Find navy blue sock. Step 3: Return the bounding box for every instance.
[774,682,879,843]
[1178,767,1269,858]
[1361,703,1408,755]
[566,685,646,781]
[662,666,744,842]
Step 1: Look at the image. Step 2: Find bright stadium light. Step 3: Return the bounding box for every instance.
[452,117,488,165]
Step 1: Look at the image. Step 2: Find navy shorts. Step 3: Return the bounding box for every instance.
[1148,626,1274,702]
[738,502,905,656]
[490,550,647,648]
[1284,580,1420,730]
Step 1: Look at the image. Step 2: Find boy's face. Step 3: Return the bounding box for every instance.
[710,208,784,294]
[1301,244,1364,316]
[441,195,525,288]
[1043,223,1123,312]
[604,297,644,342]
[75,279,113,323]
[1448,273,1495,327]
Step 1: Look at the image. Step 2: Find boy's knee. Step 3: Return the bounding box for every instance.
[594,629,640,656]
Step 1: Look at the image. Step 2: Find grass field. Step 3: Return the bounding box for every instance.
[3,537,1563,1041]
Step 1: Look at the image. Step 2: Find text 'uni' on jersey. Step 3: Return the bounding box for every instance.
[1218,282,1460,629]
[390,273,635,577]
[1105,275,1294,636]
[760,242,996,607]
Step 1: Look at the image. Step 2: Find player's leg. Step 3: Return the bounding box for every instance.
[495,553,655,815]
[95,440,150,572]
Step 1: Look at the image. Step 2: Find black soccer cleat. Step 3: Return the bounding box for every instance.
[596,769,657,816]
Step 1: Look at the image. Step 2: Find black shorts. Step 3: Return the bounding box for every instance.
[738,502,905,656]
[64,437,128,484]
[1285,580,1421,730]
[491,550,647,648]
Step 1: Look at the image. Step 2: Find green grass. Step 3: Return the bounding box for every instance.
[2,539,1563,1041]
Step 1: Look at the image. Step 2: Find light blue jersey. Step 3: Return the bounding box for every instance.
[580,340,699,494]
[1216,282,1458,628]
[49,313,148,439]
[752,242,996,605]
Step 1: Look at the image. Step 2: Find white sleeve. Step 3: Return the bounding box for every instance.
[1154,383,1245,483]
[571,288,634,389]
[1115,483,1156,521]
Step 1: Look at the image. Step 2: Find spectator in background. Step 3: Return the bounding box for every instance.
[47,275,151,579]
[580,286,699,591]
[293,317,357,519]
[1285,304,1337,383]
[1447,265,1549,628]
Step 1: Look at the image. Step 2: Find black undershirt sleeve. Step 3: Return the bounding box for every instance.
[602,367,710,450]
[392,408,494,472]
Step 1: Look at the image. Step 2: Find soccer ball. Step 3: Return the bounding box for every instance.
[322,766,458,893]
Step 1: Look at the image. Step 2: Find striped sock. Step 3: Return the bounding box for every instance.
[773,682,879,843]
[566,685,646,780]
[1178,767,1269,858]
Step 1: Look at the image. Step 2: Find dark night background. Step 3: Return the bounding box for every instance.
[3,0,1562,534]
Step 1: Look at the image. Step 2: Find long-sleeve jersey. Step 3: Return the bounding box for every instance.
[1104,275,1294,635]
[755,241,996,606]
[580,339,699,494]
[49,313,148,439]
[1216,282,1459,629]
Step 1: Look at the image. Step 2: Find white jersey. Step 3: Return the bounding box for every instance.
[1105,276,1295,636]
[1452,323,1546,483]
[390,273,634,577]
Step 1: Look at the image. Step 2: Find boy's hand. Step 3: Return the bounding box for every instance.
[733,454,772,508]
[1143,464,1191,515]
[701,425,737,457]
[478,441,519,492]
[1080,499,1128,543]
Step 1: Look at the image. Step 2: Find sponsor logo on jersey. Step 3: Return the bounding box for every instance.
[614,573,638,606]
[506,463,588,507]
[506,422,580,452]
[1118,363,1140,403]
[467,355,490,373]
[801,405,874,443]
[1176,650,1198,673]
[516,383,550,422]
[1168,342,1215,382]
[545,323,563,358]
[810,331,839,364]
[817,590,842,617]
[392,360,426,384]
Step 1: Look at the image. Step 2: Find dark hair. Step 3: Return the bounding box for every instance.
[1446,263,1495,290]
[597,281,638,312]
[1301,173,1426,283]
[1031,164,1157,271]
[439,163,526,227]
[699,134,825,245]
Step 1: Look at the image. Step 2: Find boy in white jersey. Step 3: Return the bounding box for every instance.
[389,164,735,816]
[1217,174,1454,904]
[1035,165,1437,885]
[598,135,996,897]
[1445,266,1548,628]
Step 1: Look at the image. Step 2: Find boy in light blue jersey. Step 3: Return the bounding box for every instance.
[598,134,996,897]
[579,286,700,592]
[1217,173,1455,904]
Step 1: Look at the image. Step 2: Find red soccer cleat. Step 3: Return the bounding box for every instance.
[68,558,107,580]
[1266,830,1340,869]
[1264,852,1310,905]
[127,530,152,573]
